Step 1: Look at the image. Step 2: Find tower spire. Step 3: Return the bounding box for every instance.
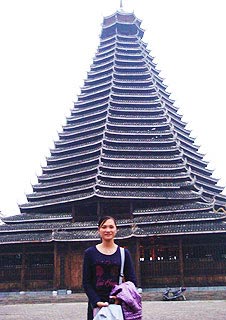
[120,0,123,9]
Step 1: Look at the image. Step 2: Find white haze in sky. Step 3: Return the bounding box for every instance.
[0,0,225,217]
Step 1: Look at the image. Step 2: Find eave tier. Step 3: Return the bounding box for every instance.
[1,208,226,244]
[1,212,72,223]
[20,188,203,211]
[30,179,196,197]
[0,213,224,232]
[3,201,216,224]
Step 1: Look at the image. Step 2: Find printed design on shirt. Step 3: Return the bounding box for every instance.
[95,260,119,289]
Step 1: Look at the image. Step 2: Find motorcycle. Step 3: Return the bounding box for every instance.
[162,287,186,301]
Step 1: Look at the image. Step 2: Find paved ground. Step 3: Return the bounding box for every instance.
[1,288,226,305]
[1,300,226,320]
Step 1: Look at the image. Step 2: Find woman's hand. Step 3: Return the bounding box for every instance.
[109,295,121,305]
[96,301,109,308]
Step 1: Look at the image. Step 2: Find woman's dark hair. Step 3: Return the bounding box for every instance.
[98,216,117,228]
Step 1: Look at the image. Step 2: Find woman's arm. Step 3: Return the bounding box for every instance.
[124,249,137,287]
[82,248,102,307]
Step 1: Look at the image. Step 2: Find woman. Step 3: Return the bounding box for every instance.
[82,216,137,320]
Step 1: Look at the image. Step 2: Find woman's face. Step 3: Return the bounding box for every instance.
[98,218,117,241]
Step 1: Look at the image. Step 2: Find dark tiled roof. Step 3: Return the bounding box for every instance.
[0,232,52,244]
[133,201,213,214]
[1,211,223,233]
[0,206,226,244]
[97,189,201,199]
[1,213,72,223]
[134,221,226,236]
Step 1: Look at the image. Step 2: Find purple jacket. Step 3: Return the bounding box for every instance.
[110,281,142,320]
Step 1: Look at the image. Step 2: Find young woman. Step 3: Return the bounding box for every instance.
[82,216,137,320]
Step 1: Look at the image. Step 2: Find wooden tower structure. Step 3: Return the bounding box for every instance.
[0,9,226,292]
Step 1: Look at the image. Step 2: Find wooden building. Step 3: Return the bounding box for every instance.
[1,9,226,292]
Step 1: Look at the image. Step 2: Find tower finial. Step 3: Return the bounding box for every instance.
[120,0,123,9]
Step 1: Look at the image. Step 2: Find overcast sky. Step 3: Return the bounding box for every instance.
[0,0,226,217]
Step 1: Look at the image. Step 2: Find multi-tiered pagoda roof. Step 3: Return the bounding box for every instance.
[1,9,226,244]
